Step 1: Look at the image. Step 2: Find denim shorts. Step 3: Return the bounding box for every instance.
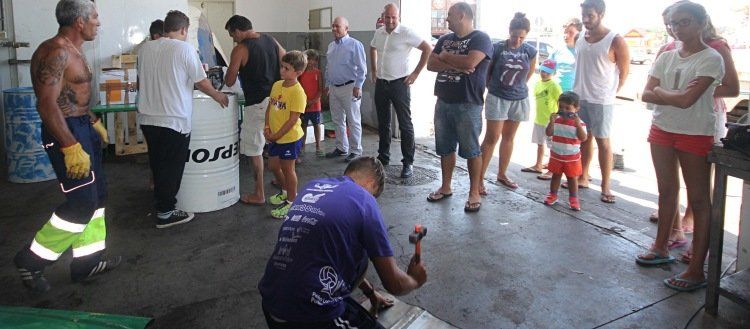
[434,99,483,159]
[485,93,530,122]
[578,100,613,138]
[300,112,321,126]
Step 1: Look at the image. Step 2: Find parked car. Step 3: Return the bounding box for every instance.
[631,47,654,65]
[490,38,555,62]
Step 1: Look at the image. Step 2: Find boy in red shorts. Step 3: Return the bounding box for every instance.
[544,91,587,210]
[298,49,324,161]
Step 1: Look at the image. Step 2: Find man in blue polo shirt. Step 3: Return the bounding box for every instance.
[259,157,427,328]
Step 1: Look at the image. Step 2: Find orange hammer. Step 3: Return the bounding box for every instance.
[408,225,427,263]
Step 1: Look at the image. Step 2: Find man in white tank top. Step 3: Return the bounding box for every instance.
[572,0,629,203]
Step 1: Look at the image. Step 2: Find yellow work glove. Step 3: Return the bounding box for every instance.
[60,143,91,179]
[92,119,109,145]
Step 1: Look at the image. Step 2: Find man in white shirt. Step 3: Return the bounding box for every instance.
[370,3,431,178]
[138,10,228,228]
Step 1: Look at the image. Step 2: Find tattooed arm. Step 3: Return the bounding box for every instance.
[31,44,78,147]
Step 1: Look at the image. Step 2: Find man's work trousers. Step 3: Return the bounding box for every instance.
[15,115,107,280]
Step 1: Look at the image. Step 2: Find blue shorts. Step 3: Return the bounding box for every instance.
[578,100,613,139]
[268,139,303,160]
[434,99,483,159]
[300,112,321,126]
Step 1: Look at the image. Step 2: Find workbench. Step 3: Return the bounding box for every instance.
[706,146,750,315]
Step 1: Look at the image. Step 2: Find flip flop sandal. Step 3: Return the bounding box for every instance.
[427,191,453,202]
[561,181,589,189]
[667,238,689,250]
[521,167,543,173]
[600,193,616,203]
[635,250,676,266]
[497,177,518,189]
[316,149,326,157]
[537,172,553,180]
[464,201,481,212]
[649,211,659,223]
[663,276,707,292]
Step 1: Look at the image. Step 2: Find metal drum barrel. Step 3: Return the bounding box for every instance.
[176,91,239,212]
[3,87,56,183]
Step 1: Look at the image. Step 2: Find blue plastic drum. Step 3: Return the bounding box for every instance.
[3,87,56,183]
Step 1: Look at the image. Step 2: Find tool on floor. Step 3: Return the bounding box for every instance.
[408,225,427,263]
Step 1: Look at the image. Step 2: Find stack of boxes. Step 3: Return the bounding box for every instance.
[99,54,137,105]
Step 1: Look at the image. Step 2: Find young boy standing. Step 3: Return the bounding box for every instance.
[265,51,308,219]
[298,49,324,160]
[523,59,562,174]
[544,91,587,211]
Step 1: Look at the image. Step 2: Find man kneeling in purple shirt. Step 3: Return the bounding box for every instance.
[258,157,427,329]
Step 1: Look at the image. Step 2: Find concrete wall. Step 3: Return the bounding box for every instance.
[236,0,412,129]
[13,0,187,91]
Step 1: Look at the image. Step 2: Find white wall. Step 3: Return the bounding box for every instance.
[237,0,390,32]
[329,0,389,31]
[13,0,58,87]
[13,0,186,90]
[234,0,289,32]
[400,0,436,138]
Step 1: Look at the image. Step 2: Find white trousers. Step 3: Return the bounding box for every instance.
[329,84,362,155]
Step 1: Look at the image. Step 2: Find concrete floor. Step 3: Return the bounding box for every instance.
[1,132,749,329]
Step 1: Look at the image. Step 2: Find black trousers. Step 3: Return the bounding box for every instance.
[263,297,384,329]
[141,125,190,213]
[374,77,415,165]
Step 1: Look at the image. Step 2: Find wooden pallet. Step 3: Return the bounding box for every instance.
[115,111,147,155]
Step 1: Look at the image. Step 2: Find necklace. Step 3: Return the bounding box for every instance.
[61,34,91,74]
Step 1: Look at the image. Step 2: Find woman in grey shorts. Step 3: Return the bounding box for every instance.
[479,12,537,192]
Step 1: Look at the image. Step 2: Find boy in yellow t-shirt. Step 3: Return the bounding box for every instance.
[264,50,308,219]
[523,59,562,176]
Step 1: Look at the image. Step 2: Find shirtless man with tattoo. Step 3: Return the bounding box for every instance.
[14,0,120,293]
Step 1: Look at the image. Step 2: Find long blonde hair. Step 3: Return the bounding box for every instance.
[702,16,724,42]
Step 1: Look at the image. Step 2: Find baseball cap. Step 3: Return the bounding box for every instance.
[540,59,556,74]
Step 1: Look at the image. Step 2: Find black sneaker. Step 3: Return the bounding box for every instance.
[401,164,414,178]
[344,153,358,162]
[72,256,122,283]
[17,266,51,293]
[156,209,195,229]
[326,148,347,158]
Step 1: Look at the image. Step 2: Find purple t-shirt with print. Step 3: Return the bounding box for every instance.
[258,176,394,323]
[433,30,493,105]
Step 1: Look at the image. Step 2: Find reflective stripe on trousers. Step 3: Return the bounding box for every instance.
[30,208,106,261]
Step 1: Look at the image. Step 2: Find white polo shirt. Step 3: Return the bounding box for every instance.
[137,38,207,134]
[370,24,424,81]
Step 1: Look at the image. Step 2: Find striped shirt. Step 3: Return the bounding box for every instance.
[550,117,586,162]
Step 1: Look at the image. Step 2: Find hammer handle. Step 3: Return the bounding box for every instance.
[414,241,421,263]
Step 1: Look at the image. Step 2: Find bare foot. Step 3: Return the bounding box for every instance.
[240,193,265,206]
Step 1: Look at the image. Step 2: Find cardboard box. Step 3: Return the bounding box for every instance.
[99,69,137,105]
[111,54,137,69]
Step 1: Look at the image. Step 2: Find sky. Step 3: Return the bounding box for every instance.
[478,0,748,42]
